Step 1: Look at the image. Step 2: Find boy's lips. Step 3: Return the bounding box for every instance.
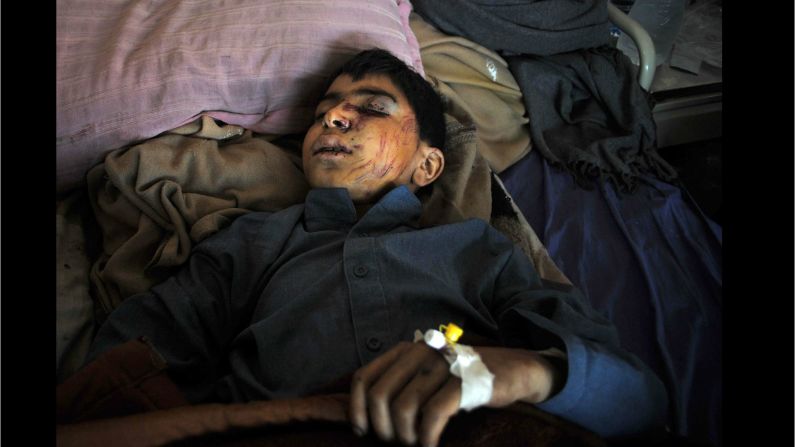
[312,135,352,155]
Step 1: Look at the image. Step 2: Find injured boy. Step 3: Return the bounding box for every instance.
[85,49,667,447]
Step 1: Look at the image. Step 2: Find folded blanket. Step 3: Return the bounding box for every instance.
[86,129,310,317]
[87,111,569,317]
[508,48,678,192]
[410,13,531,173]
[411,0,610,56]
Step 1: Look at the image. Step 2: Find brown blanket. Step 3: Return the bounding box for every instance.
[87,111,568,320]
[56,339,604,447]
[57,398,606,447]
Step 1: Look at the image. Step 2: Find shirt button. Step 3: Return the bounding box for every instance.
[354,265,369,277]
[366,337,382,352]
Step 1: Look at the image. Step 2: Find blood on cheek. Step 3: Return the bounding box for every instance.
[336,106,418,185]
[370,118,418,180]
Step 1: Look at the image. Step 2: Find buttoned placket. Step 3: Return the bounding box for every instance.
[343,232,393,365]
[303,187,420,366]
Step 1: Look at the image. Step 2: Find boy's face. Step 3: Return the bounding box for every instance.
[302,73,432,203]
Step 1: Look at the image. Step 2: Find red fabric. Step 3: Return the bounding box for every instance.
[56,337,189,424]
[57,394,606,447]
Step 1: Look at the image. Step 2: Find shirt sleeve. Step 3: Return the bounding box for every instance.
[85,210,292,402]
[489,241,669,441]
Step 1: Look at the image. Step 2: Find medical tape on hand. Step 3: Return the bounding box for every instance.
[413,329,495,411]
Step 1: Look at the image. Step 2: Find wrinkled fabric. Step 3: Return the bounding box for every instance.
[420,115,569,285]
[508,47,678,192]
[86,131,310,317]
[500,150,722,446]
[57,337,190,424]
[168,114,246,140]
[412,0,611,56]
[490,173,570,286]
[410,13,531,173]
[418,114,492,226]
[57,190,99,382]
[411,0,676,191]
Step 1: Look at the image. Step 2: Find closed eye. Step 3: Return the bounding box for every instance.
[313,95,393,122]
[313,106,387,122]
[363,97,391,116]
[361,105,389,117]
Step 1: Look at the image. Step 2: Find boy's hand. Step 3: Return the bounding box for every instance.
[349,341,564,447]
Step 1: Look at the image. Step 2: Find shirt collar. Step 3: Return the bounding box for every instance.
[303,186,422,233]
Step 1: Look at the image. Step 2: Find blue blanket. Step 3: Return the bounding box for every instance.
[500,150,722,446]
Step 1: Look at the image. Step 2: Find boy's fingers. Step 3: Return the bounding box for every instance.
[392,357,450,445]
[366,344,438,442]
[419,378,461,447]
[350,342,411,435]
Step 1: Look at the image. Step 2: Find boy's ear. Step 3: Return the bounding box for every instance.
[412,144,445,187]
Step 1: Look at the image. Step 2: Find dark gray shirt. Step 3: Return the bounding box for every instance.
[88,186,667,439]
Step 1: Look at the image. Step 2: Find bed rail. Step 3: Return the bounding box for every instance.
[607,2,656,91]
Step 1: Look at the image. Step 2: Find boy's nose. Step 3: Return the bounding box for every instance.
[330,118,350,131]
[324,105,352,131]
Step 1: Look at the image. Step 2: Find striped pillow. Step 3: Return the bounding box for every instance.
[56,0,424,194]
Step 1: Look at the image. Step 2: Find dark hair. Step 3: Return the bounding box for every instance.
[325,48,446,151]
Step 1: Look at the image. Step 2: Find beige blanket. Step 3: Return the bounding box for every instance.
[86,124,310,318]
[87,109,567,320]
[410,12,532,173]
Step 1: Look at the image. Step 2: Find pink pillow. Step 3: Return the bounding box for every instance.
[56,0,424,194]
